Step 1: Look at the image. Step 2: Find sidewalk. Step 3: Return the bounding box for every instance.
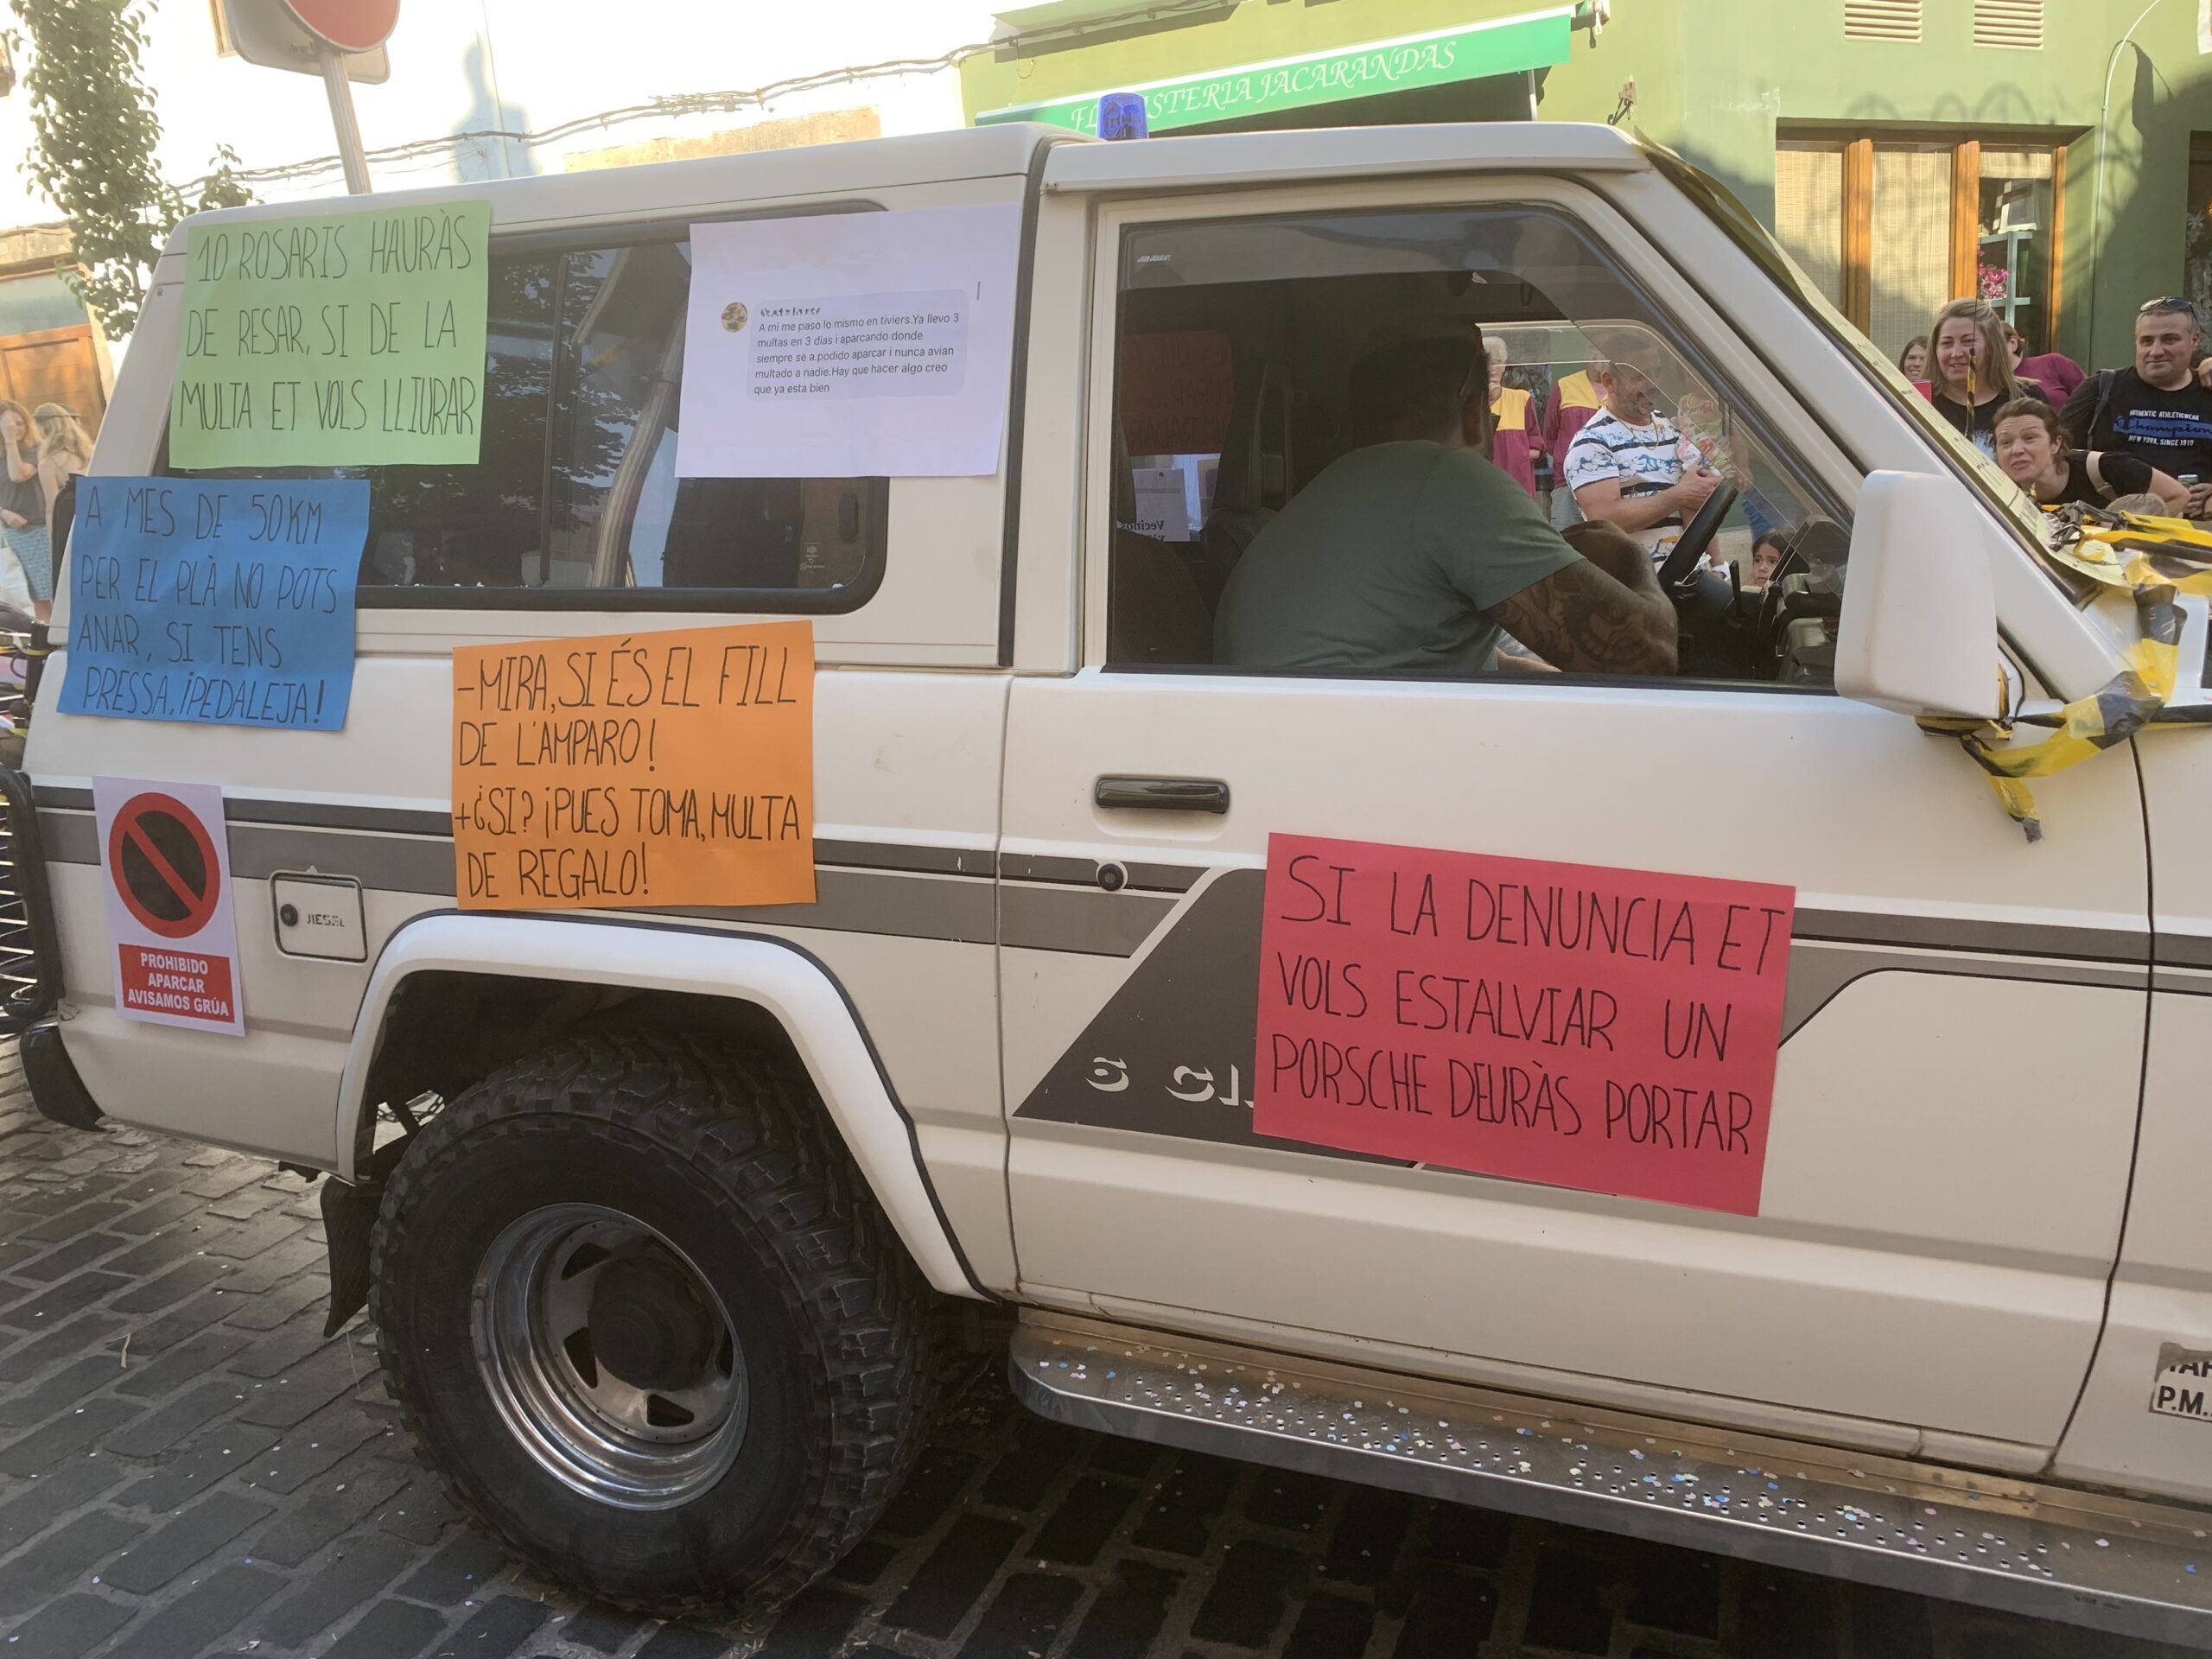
[0,1045,2193,1659]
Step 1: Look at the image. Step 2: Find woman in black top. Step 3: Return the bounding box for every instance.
[1920,299,2045,457]
[1992,397,2190,512]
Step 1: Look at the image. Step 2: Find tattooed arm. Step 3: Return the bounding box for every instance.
[1483,521,1677,676]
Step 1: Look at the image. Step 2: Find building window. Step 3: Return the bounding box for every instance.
[1775,132,2064,362]
[1774,143,1845,311]
[1978,149,2055,336]
[1868,143,1952,360]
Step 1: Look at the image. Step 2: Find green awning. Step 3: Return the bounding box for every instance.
[976,7,1575,135]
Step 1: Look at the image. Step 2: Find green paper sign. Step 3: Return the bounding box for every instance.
[168,201,492,470]
[976,10,1573,136]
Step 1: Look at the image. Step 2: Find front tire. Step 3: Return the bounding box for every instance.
[368,1030,933,1615]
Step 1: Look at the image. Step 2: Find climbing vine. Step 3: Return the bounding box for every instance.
[6,0,250,338]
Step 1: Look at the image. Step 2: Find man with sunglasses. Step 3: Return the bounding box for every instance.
[2059,298,2212,516]
[1214,328,1676,678]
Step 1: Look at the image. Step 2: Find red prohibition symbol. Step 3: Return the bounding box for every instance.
[108,792,222,939]
[280,0,401,52]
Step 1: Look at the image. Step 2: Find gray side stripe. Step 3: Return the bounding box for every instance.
[1001,885,1178,957]
[816,840,995,879]
[1001,853,1203,893]
[35,785,452,838]
[2153,931,2212,970]
[34,790,1002,883]
[672,870,997,944]
[232,825,457,893]
[40,813,92,866]
[27,797,2164,971]
[1794,906,2147,965]
[36,810,1103,950]
[41,814,457,895]
[39,808,992,874]
[1782,942,2147,1040]
[223,798,450,837]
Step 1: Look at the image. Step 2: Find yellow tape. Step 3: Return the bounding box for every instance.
[1917,504,2212,842]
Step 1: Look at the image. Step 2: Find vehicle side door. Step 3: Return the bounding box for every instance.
[999,161,2148,1454]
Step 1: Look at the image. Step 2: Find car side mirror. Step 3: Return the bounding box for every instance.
[1835,471,2001,721]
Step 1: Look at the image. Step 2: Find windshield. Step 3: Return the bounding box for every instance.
[1637,139,2059,563]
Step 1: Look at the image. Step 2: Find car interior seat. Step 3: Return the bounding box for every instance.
[1108,429,1214,667]
[1197,359,1295,607]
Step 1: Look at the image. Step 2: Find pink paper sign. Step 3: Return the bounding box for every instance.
[1254,834,1796,1216]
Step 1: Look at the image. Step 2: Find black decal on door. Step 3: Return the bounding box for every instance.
[1014,870,1408,1166]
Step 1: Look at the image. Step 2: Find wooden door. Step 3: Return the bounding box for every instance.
[0,325,106,434]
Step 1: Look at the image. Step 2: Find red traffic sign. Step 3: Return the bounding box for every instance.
[107,792,223,940]
[279,0,398,51]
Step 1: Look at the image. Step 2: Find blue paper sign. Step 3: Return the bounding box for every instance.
[57,476,367,731]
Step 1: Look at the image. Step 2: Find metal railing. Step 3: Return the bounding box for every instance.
[0,626,60,1034]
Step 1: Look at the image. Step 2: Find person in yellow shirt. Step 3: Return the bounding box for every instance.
[1487,352,1540,499]
[1541,357,1605,527]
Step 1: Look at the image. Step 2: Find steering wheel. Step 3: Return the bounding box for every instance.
[1656,480,1739,590]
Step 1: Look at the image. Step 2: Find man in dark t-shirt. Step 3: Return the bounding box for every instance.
[2059,298,2212,513]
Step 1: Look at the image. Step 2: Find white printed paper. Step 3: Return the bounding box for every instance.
[1130,467,1194,541]
[677,203,1025,480]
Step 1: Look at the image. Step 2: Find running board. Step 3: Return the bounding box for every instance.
[1009,1312,2212,1650]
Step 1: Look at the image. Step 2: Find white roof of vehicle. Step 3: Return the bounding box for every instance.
[161,119,1652,264]
[1044,120,1649,193]
[160,123,1064,260]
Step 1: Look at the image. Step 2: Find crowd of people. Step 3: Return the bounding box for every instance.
[1897,293,2212,520]
[1471,294,2212,596]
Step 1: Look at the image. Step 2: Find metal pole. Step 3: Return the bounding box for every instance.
[2088,0,2170,358]
[317,42,372,194]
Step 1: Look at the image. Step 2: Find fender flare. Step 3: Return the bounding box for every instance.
[334,911,987,1299]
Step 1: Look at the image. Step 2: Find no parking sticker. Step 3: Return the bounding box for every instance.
[92,778,244,1035]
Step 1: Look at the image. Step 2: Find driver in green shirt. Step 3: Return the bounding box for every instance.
[1214,331,1677,677]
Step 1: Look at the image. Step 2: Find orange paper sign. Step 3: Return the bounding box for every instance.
[451,621,816,911]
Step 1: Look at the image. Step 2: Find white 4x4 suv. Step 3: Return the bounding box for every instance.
[9,120,2212,1644]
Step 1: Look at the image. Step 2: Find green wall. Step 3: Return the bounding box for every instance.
[962,0,2212,368]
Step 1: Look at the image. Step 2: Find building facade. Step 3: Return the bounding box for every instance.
[960,0,2212,371]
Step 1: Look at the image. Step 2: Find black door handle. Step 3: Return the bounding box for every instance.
[1094,776,1230,814]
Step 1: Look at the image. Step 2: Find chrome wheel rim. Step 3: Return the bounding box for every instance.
[472,1202,746,1510]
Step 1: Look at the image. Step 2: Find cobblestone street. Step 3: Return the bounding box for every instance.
[0,1049,2196,1659]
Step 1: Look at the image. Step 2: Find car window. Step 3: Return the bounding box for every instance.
[163,236,887,612]
[1103,203,1845,689]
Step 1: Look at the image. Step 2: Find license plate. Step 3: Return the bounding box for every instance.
[2151,1357,2212,1422]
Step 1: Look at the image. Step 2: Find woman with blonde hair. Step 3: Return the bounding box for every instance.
[1915,298,2044,458]
[34,404,89,523]
[0,401,48,601]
